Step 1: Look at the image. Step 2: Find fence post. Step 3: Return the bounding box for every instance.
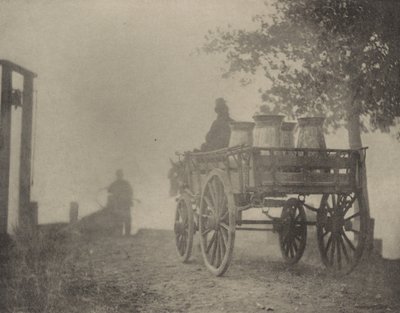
[23,201,39,235]
[69,202,79,224]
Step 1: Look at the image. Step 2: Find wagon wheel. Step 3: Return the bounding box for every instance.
[317,191,369,274]
[174,193,194,263]
[199,169,236,276]
[278,198,307,265]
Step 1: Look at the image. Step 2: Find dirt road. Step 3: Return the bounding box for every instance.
[77,229,400,313]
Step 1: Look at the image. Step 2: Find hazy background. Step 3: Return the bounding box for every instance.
[0,0,399,258]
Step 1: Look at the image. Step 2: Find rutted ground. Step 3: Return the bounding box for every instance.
[77,229,400,313]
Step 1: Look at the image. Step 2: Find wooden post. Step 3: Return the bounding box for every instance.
[19,74,35,226]
[0,65,12,234]
[29,201,38,228]
[366,217,375,255]
[69,202,79,224]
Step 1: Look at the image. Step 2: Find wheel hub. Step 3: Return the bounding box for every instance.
[174,221,185,234]
[207,211,220,230]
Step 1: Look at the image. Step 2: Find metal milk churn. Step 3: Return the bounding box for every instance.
[252,114,285,148]
[280,121,297,148]
[229,121,255,147]
[296,117,326,148]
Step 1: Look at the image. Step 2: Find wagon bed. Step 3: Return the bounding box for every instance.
[183,146,366,196]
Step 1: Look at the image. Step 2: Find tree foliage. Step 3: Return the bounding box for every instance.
[203,0,400,134]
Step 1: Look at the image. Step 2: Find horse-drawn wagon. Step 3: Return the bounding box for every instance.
[171,119,369,276]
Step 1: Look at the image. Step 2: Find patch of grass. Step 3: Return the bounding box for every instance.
[0,226,160,313]
[0,225,105,313]
[0,226,81,312]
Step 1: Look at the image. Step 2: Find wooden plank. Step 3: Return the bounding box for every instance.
[258,154,354,169]
[247,185,355,195]
[0,60,37,78]
[259,171,351,186]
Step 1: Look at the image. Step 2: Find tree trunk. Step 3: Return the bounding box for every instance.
[347,106,363,150]
[346,101,372,253]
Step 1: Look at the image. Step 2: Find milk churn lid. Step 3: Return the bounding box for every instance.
[252,113,285,124]
[297,116,326,127]
[281,121,297,131]
[229,121,255,130]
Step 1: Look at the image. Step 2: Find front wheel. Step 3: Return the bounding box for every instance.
[317,192,369,274]
[174,193,194,263]
[279,198,307,265]
[199,169,236,276]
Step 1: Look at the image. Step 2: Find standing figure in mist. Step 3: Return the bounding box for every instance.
[201,97,233,152]
[107,169,133,236]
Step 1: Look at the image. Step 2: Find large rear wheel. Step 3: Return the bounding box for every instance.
[199,169,236,276]
[317,191,369,274]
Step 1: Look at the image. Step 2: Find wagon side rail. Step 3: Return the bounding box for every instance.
[182,146,252,196]
[250,147,368,195]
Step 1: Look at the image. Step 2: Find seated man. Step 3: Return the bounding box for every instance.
[201,98,233,151]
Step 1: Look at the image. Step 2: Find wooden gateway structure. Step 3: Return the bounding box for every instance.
[172,118,369,276]
[0,60,37,236]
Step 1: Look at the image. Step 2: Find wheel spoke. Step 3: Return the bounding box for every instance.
[338,235,351,263]
[337,234,342,269]
[219,231,226,259]
[292,239,298,252]
[208,180,218,210]
[285,241,290,256]
[206,231,217,254]
[202,227,212,237]
[212,179,222,211]
[220,210,228,221]
[341,230,356,251]
[220,222,229,231]
[329,234,336,265]
[344,211,360,222]
[203,195,214,211]
[220,226,228,248]
[215,232,221,267]
[326,234,333,253]
[343,195,357,215]
[210,234,218,265]
[289,243,295,258]
[332,194,337,210]
[178,236,184,253]
[219,196,227,219]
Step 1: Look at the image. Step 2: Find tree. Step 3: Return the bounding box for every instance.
[203,0,400,149]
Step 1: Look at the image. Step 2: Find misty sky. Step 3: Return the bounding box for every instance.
[0,0,399,257]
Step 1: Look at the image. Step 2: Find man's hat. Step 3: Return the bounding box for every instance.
[215,97,228,114]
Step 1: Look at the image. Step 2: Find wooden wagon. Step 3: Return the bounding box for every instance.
[173,145,369,276]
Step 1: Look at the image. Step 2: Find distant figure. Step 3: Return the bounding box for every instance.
[107,169,133,236]
[201,98,234,151]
